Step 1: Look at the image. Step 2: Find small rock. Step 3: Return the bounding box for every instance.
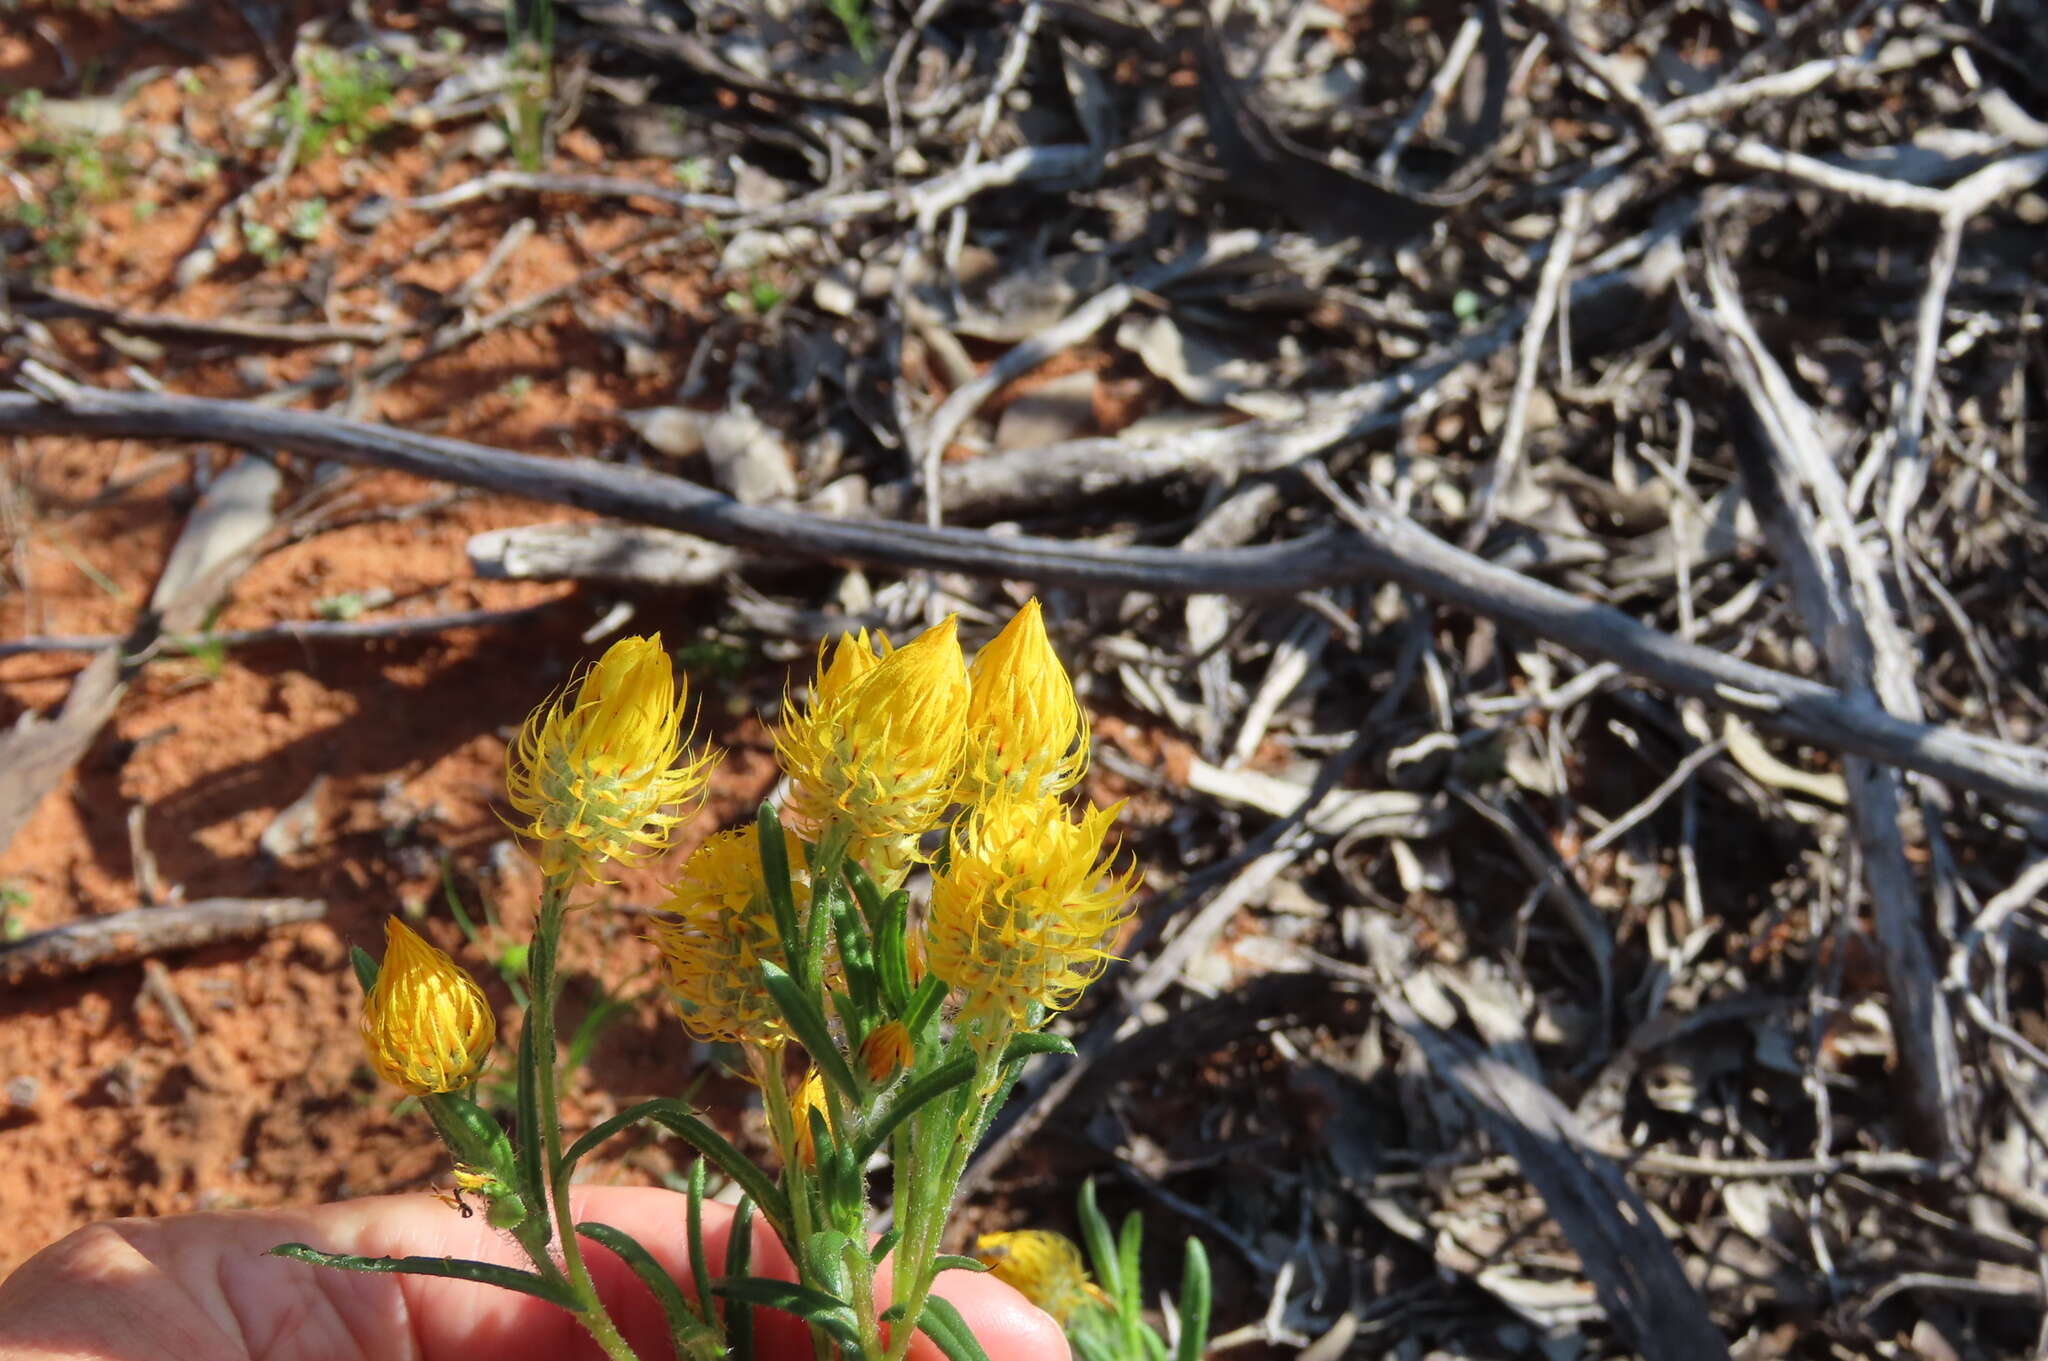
[994,370,1097,450]
[623,406,709,459]
[812,270,858,317]
[702,407,797,505]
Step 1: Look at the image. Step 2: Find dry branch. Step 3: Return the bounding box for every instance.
[0,898,327,986]
[3,384,2048,813]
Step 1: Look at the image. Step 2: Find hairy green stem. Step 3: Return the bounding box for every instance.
[531,880,640,1361]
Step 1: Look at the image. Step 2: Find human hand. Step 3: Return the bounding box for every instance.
[0,1186,1068,1361]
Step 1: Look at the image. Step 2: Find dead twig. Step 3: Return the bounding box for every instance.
[4,384,2048,812]
[0,898,327,985]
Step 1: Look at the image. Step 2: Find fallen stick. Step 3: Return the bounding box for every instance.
[3,383,2047,813]
[0,897,327,986]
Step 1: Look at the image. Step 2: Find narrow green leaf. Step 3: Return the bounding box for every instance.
[514,1023,551,1247]
[1001,1031,1077,1061]
[1174,1238,1212,1361]
[577,1221,722,1357]
[268,1243,580,1310]
[1077,1180,1119,1296]
[874,889,911,1014]
[854,1056,974,1163]
[350,945,379,993]
[759,961,861,1101]
[843,857,888,933]
[933,1254,993,1274]
[754,804,802,979]
[804,1229,855,1301]
[561,1098,791,1240]
[727,1198,757,1361]
[903,974,948,1039]
[686,1158,715,1328]
[1116,1212,1145,1333]
[869,1226,903,1265]
[714,1278,861,1352]
[831,892,879,1022]
[916,1293,993,1361]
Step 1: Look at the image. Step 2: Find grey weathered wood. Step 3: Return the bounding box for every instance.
[0,898,327,986]
[4,384,2048,813]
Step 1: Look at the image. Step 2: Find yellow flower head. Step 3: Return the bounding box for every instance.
[961,600,1087,803]
[927,793,1137,1026]
[790,1068,831,1167]
[973,1230,1105,1324]
[775,617,969,849]
[506,634,718,881]
[361,918,496,1094]
[650,825,807,1046]
[859,1020,915,1084]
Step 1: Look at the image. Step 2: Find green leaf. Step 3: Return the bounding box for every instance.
[714,1277,861,1352]
[759,961,861,1101]
[350,945,378,992]
[754,803,802,979]
[1001,1031,1077,1061]
[577,1221,722,1356]
[915,1293,992,1361]
[686,1158,715,1328]
[869,1226,902,1265]
[803,1229,855,1301]
[853,1056,974,1163]
[831,892,879,1023]
[933,1254,993,1274]
[561,1098,791,1240]
[727,1198,757,1361]
[513,1023,551,1247]
[843,857,888,936]
[1117,1212,1145,1329]
[1174,1237,1212,1361]
[873,889,912,1014]
[1077,1180,1119,1297]
[268,1243,580,1310]
[903,974,948,1038]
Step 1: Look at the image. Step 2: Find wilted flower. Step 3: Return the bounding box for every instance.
[960,599,1087,804]
[506,634,717,881]
[361,918,496,1094]
[859,1020,915,1084]
[775,617,969,851]
[650,825,805,1046]
[927,793,1137,1027]
[973,1230,1105,1324]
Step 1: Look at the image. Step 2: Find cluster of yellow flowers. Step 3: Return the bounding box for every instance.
[359,598,1136,1090]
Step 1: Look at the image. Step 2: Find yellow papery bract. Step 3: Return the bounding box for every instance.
[859,1020,915,1084]
[973,1230,1104,1325]
[961,599,1088,803]
[791,1068,830,1168]
[361,917,496,1095]
[776,617,970,850]
[650,825,804,1046]
[506,634,718,882]
[926,793,1137,1026]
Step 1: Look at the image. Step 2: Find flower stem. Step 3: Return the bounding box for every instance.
[883,1045,1002,1361]
[530,880,640,1361]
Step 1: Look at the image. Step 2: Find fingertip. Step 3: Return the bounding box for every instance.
[925,1266,1072,1361]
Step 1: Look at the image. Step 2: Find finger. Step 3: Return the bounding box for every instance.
[0,1188,1068,1361]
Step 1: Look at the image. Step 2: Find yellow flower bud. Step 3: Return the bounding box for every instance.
[361,918,496,1094]
[927,793,1138,1027]
[859,1020,915,1083]
[790,1068,830,1168]
[775,616,970,850]
[961,599,1088,803]
[650,825,807,1046]
[973,1230,1105,1324]
[506,634,718,882]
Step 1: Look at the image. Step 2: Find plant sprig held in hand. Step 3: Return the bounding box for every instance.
[272,600,1142,1361]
